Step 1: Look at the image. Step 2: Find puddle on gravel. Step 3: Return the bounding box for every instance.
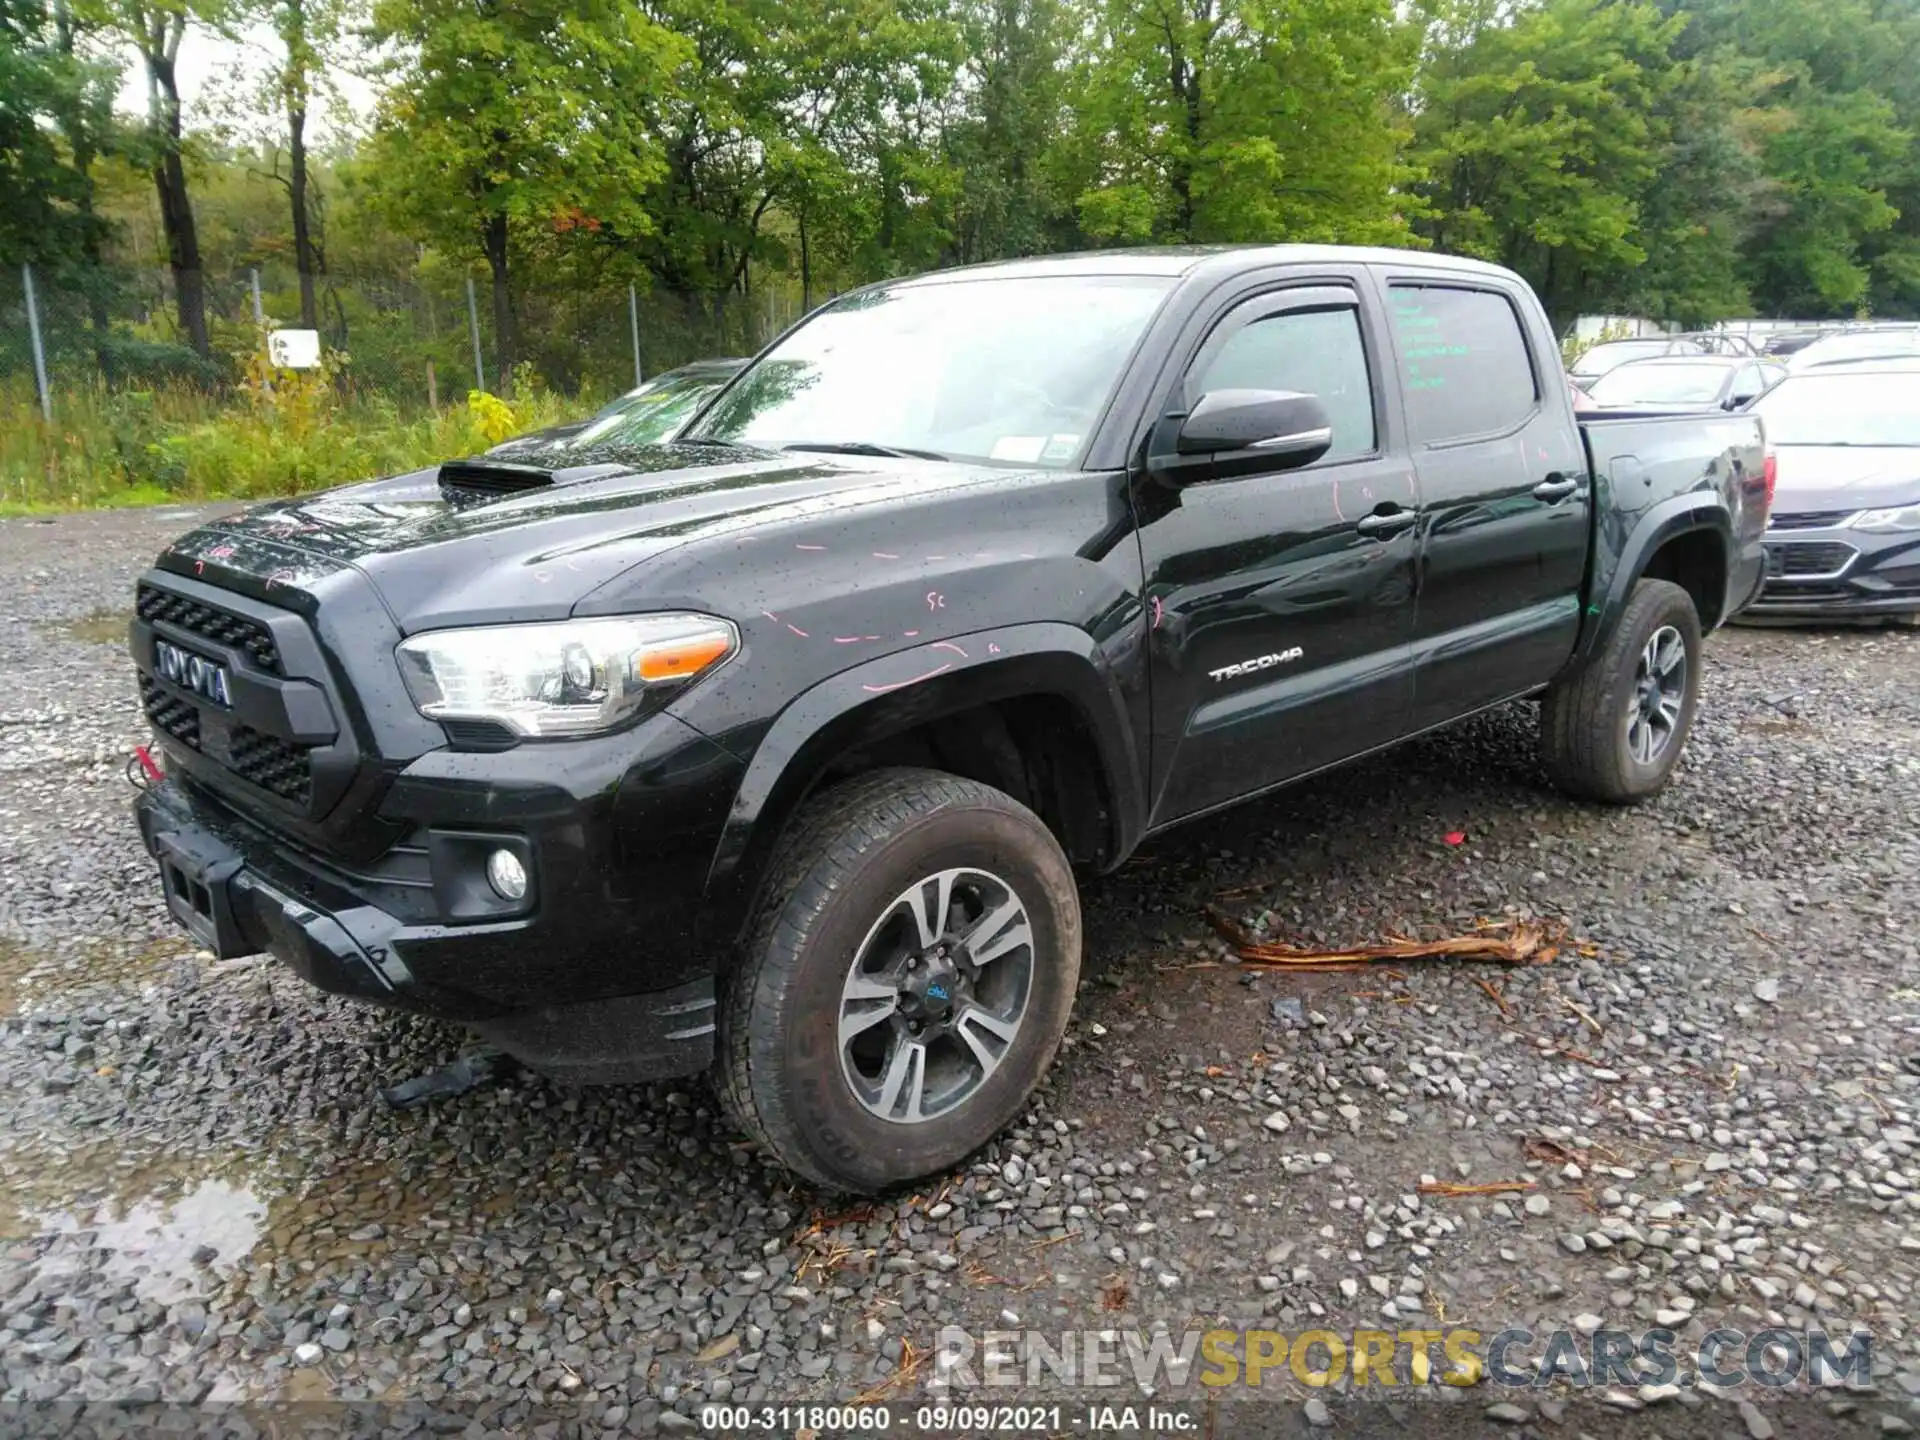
[31,1178,267,1305]
[44,607,130,646]
[1,935,196,1015]
[2,1138,275,1309]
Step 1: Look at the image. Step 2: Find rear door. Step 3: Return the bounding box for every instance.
[1377,271,1590,729]
[1137,273,1421,824]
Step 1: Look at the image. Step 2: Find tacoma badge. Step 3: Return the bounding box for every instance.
[1209,648,1304,682]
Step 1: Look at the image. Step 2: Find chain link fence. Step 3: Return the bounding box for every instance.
[2,259,808,420]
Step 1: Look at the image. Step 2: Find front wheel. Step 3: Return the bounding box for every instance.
[717,768,1082,1192]
[1540,578,1703,805]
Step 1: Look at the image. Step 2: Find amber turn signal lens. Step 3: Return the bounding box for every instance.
[635,630,734,682]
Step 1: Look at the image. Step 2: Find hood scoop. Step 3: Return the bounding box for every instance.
[437,458,555,498]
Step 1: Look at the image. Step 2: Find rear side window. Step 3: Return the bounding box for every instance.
[1189,307,1376,461]
[1387,285,1539,442]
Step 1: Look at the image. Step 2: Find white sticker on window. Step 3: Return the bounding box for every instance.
[1041,433,1081,462]
[990,435,1047,463]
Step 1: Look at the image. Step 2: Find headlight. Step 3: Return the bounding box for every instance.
[1850,504,1920,533]
[396,614,737,738]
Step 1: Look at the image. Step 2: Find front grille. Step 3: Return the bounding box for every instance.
[140,675,201,749]
[1768,509,1856,531]
[137,583,282,674]
[229,725,312,805]
[1765,542,1856,578]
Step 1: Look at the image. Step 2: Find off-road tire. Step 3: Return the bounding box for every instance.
[1541,578,1703,805]
[717,768,1082,1192]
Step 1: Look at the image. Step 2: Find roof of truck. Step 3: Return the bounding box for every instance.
[884,245,1518,287]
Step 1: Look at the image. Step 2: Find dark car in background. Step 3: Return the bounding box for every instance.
[488,359,746,456]
[1586,355,1784,412]
[1742,361,1920,622]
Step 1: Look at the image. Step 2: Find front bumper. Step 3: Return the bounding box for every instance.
[134,708,747,1083]
[1743,525,1920,620]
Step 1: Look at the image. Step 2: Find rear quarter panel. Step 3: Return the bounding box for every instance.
[1573,411,1768,660]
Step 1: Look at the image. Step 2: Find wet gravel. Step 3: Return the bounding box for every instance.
[3,505,1920,1430]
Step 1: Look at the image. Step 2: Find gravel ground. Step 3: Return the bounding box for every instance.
[3,505,1920,1433]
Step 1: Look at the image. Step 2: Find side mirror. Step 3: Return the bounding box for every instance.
[1159,389,1334,483]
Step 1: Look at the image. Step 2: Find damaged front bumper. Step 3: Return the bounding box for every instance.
[133,774,725,1084]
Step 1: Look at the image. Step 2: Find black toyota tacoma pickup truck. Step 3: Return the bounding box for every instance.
[130,247,1770,1192]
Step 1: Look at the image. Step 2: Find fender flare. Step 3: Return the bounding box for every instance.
[1568,492,1734,671]
[702,620,1146,917]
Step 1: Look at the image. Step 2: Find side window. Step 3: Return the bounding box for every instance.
[1387,285,1539,443]
[1731,365,1762,399]
[1189,306,1376,461]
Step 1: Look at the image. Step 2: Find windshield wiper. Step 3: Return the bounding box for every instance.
[781,441,951,462]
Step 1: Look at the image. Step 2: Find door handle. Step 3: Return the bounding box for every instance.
[1533,475,1579,504]
[1355,506,1419,538]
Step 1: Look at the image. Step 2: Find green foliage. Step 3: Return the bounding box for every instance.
[1410,0,1690,324]
[11,0,1920,515]
[0,373,591,509]
[0,0,120,271]
[1061,0,1420,246]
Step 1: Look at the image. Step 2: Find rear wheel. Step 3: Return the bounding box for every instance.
[717,768,1081,1192]
[1541,578,1702,804]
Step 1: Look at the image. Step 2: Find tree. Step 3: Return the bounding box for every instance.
[1,0,122,267]
[933,0,1073,265]
[1059,0,1418,247]
[624,0,960,314]
[108,0,218,356]
[1657,0,1916,316]
[270,0,347,328]
[368,0,687,386]
[1409,0,1690,327]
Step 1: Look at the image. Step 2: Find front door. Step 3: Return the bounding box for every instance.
[1137,278,1422,825]
[1378,275,1591,729]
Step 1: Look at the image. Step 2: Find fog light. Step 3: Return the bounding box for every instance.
[486,848,528,902]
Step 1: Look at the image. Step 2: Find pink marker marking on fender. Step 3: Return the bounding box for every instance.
[762,610,781,622]
[1332,480,1346,522]
[926,591,945,611]
[795,544,826,551]
[861,662,952,695]
[988,643,1002,654]
[1151,595,1164,630]
[932,641,968,657]
[903,630,920,638]
[207,544,235,559]
[873,551,900,560]
[786,623,809,638]
[194,560,205,575]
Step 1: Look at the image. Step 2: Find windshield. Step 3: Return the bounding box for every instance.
[1574,340,1671,375]
[686,275,1174,466]
[1590,362,1732,405]
[1749,373,1920,445]
[570,370,732,448]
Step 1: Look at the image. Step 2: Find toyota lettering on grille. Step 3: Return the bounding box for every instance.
[155,638,234,708]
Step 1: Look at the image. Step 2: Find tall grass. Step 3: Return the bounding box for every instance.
[0,372,597,514]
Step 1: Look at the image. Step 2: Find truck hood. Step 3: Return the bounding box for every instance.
[1770,445,1920,514]
[155,441,1022,631]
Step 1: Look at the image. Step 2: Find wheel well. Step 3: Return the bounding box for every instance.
[809,695,1116,870]
[1639,529,1728,631]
